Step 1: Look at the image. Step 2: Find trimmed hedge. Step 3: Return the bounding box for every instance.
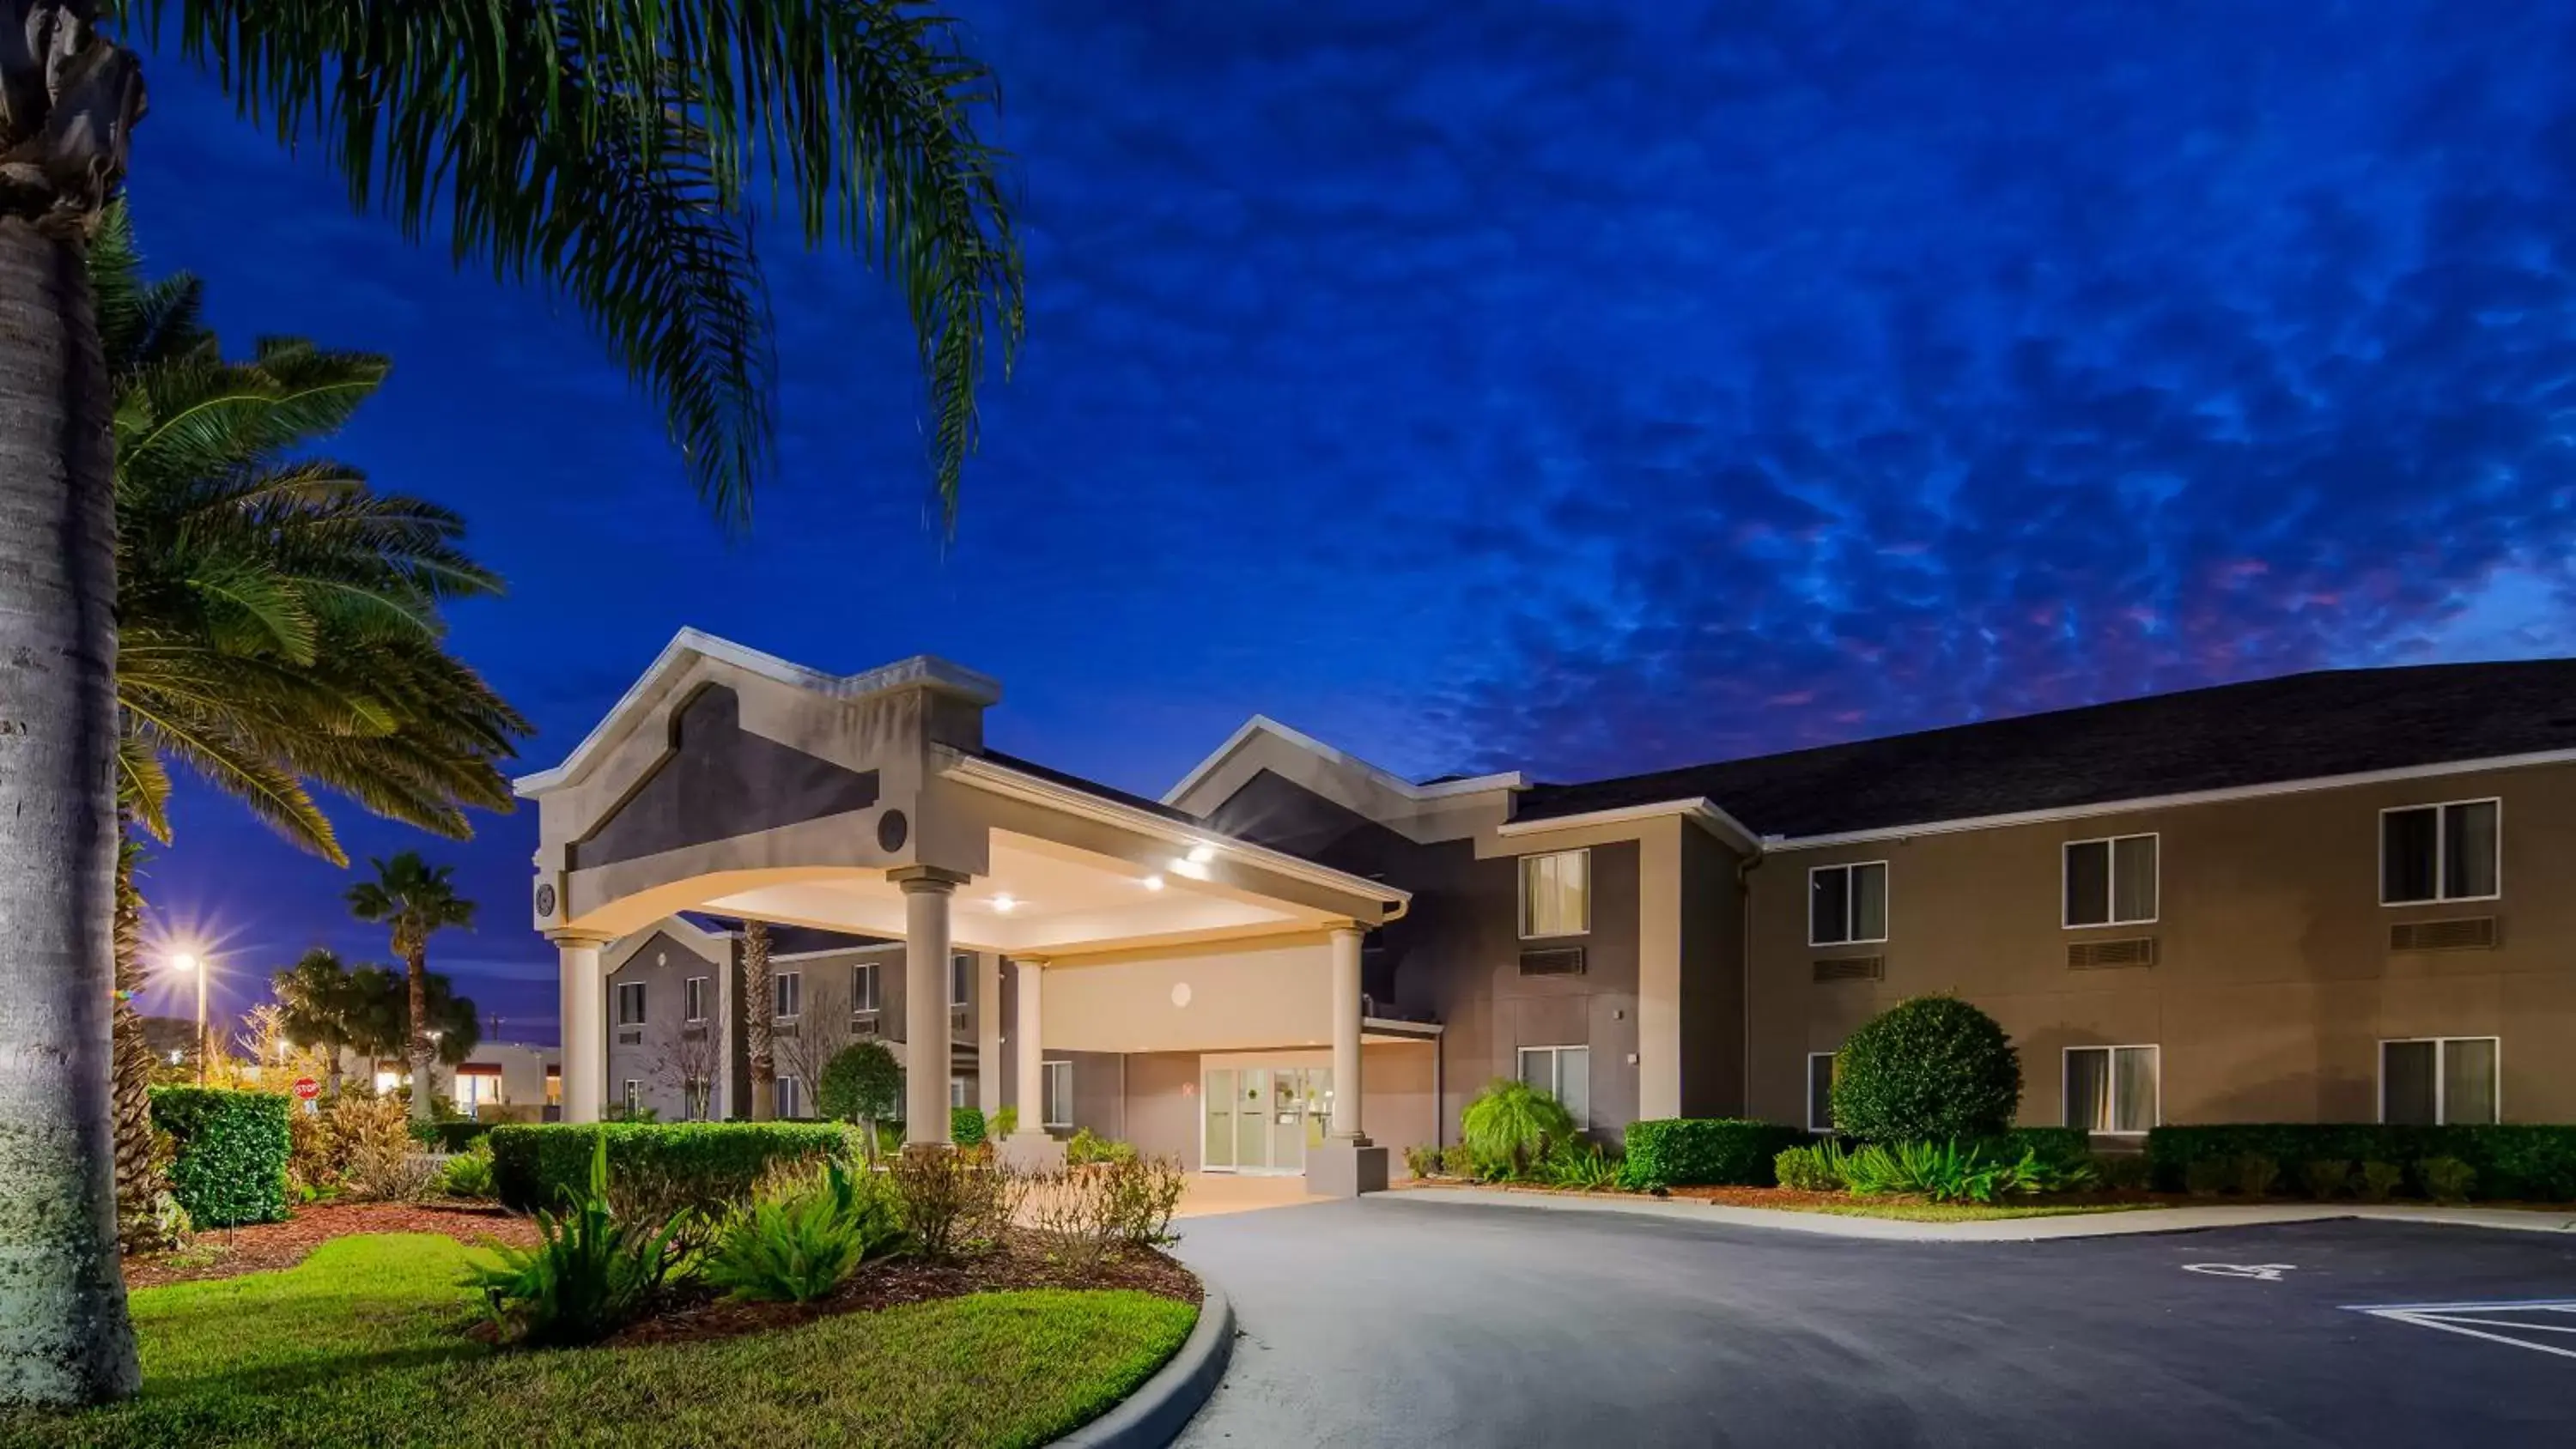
[1622,1119,1812,1188]
[1831,995,2023,1143]
[409,1120,495,1153]
[489,1122,850,1213]
[149,1087,291,1227]
[1992,1126,2093,1168]
[2148,1125,2576,1201]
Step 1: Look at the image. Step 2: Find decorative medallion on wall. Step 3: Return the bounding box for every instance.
[1170,982,1193,1008]
[877,809,909,852]
[534,882,556,917]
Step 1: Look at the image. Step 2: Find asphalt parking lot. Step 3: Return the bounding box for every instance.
[1173,1196,2576,1447]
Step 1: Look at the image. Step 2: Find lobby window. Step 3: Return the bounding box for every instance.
[1042,1060,1073,1129]
[615,981,647,1027]
[1518,849,1590,938]
[2381,1038,2498,1125]
[852,961,880,1014]
[1809,862,1889,947]
[1517,1045,1591,1129]
[1807,1052,1837,1133]
[2064,1046,2160,1134]
[951,952,973,1008]
[774,970,802,1022]
[2064,834,2158,927]
[2381,799,2500,905]
[683,975,708,1023]
[777,1076,805,1119]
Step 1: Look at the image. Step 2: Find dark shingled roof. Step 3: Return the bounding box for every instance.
[1511,661,2576,840]
[976,747,1206,824]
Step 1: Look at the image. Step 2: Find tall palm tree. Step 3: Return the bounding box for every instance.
[345,852,477,1123]
[272,948,362,1095]
[744,920,776,1121]
[2,6,1019,1406]
[95,204,530,1238]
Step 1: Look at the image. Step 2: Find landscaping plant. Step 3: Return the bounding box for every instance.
[2417,1156,2477,1205]
[2093,1153,2153,1191]
[1829,996,2023,1143]
[817,1041,904,1161]
[2357,1160,2406,1203]
[1461,1079,1579,1180]
[147,1088,291,1228]
[2002,1145,2099,1196]
[1404,1145,1445,1179]
[990,1106,1019,1140]
[440,1142,498,1200]
[890,1149,1023,1262]
[465,1137,689,1346]
[2300,1159,2354,1200]
[2233,1153,2280,1198]
[1542,1140,1625,1191]
[2183,1158,2233,1197]
[1440,1143,1479,1178]
[1773,1143,1843,1191]
[1066,1128,1137,1168]
[1620,1119,1812,1190]
[702,1160,907,1304]
[952,1106,989,1149]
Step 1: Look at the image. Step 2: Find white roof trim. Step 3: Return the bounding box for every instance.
[603,913,732,973]
[940,747,1411,912]
[1160,713,1524,808]
[1495,797,1763,852]
[1763,747,2576,850]
[513,627,1001,796]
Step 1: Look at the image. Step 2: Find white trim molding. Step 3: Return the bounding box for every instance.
[1496,797,1764,852]
[1161,713,1525,809]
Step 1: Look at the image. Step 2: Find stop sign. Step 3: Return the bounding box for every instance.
[293,1076,320,1100]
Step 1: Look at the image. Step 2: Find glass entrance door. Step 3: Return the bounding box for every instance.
[1202,1065,1336,1174]
[1203,1069,1236,1170]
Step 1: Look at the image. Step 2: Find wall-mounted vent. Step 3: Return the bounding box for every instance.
[853,1015,880,1036]
[2390,917,2500,953]
[1519,946,1588,977]
[681,1024,708,1041]
[1812,955,1885,983]
[615,1027,643,1046]
[2067,937,2158,970]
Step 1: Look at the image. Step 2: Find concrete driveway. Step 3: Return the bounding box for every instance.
[1173,1193,2576,1447]
[1172,1173,1334,1221]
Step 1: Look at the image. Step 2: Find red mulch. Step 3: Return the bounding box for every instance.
[125,1201,536,1290]
[602,1229,1201,1349]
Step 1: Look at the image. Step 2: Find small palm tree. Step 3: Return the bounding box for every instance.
[346,853,478,1121]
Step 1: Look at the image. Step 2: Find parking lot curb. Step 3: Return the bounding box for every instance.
[1051,1278,1235,1448]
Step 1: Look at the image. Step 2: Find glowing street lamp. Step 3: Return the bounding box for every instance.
[170,951,207,1085]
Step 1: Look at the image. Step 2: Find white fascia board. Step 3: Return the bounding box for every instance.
[1765,748,2576,851]
[1496,797,1764,852]
[513,627,1001,797]
[942,749,1411,912]
[1160,712,1525,808]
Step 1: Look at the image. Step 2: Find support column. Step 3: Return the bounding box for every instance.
[1309,922,1387,1197]
[893,868,966,1147]
[552,931,612,1125]
[999,957,1066,1172]
[976,951,1003,1116]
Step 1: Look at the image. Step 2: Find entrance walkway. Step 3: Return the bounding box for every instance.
[1175,1173,1334,1220]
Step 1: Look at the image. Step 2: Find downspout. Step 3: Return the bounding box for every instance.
[1738,849,1764,1118]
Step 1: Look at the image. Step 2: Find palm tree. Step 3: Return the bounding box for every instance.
[273,949,362,1095]
[744,920,777,1121]
[94,205,530,1241]
[345,852,477,1123]
[3,6,1019,1405]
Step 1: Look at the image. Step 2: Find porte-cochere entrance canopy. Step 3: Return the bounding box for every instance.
[516,630,1408,1188]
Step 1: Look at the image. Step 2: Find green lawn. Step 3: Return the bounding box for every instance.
[4,1234,1196,1449]
[1791,1198,2165,1222]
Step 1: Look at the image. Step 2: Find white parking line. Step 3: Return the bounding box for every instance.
[2343,1300,2576,1361]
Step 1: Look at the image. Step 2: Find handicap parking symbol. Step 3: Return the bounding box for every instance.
[2183,1263,2297,1282]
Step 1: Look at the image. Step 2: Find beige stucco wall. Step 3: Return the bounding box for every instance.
[1038,937,1336,1054]
[1748,762,2576,1127]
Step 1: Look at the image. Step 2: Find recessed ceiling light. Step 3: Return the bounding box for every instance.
[1170,858,1210,881]
[992,893,1019,912]
[1185,843,1218,865]
[1140,875,1165,891]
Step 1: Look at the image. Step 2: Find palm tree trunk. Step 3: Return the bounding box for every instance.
[110,834,156,1249]
[0,213,139,1403]
[324,1034,343,1096]
[744,921,775,1121]
[404,941,432,1122]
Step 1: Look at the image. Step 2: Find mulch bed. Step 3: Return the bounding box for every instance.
[125,1201,536,1290]
[604,1229,1201,1349]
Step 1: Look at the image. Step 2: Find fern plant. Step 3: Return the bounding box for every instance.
[464,1136,688,1345]
[1460,1079,1578,1180]
[702,1159,907,1303]
[1541,1140,1623,1191]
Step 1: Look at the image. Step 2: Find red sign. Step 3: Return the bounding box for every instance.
[292,1076,321,1101]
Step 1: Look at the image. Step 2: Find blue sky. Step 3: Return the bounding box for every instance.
[124,2,2576,1042]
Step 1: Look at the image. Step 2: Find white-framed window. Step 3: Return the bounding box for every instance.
[1516,1045,1592,1129]
[2381,1037,2499,1125]
[2064,834,2158,927]
[852,961,880,1014]
[615,981,647,1026]
[2381,799,2500,905]
[951,952,973,1008]
[951,1076,969,1109]
[683,976,708,1023]
[1042,1060,1073,1129]
[773,970,803,1022]
[1808,862,1889,946]
[1518,849,1590,938]
[2064,1045,2160,1134]
[1807,1052,1837,1134]
[622,1078,643,1114]
[776,1076,805,1119]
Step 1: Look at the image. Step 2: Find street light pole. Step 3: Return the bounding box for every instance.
[173,953,205,1086]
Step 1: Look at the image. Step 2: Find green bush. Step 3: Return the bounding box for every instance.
[2003,1144,2099,1195]
[2357,1160,2405,1203]
[2418,1156,2477,1205]
[702,1159,908,1303]
[1403,1145,1445,1179]
[1829,996,2022,1143]
[951,1106,988,1149]
[2094,1153,2152,1191]
[2233,1153,2280,1197]
[466,1136,687,1345]
[410,1120,494,1153]
[149,1087,291,1227]
[817,1041,902,1125]
[1773,1143,1842,1191]
[2146,1125,2576,1201]
[1838,1140,2015,1203]
[1989,1127,2092,1169]
[2183,1158,2232,1197]
[1619,1119,1810,1190]
[1541,1140,1623,1191]
[1461,1079,1578,1179]
[441,1141,497,1198]
[888,1146,1018,1261]
[990,1105,1018,1139]
[2300,1159,2353,1200]
[1439,1143,1477,1178]
[488,1122,848,1218]
[1065,1127,1135,1167]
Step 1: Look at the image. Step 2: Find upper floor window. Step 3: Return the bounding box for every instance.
[615,981,647,1026]
[773,970,803,1021]
[683,976,708,1023]
[951,952,973,1008]
[2382,800,2500,905]
[1809,862,1889,947]
[2382,1037,2498,1125]
[1519,849,1590,938]
[2064,834,2158,927]
[852,961,880,1014]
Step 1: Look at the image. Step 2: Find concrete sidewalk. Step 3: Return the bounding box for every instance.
[1392,1183,2576,1241]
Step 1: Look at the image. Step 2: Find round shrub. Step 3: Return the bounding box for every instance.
[1829,995,2022,1143]
[951,1106,987,1148]
[816,1040,902,1125]
[1460,1078,1577,1179]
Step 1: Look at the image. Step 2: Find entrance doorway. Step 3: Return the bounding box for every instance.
[1201,1066,1330,1174]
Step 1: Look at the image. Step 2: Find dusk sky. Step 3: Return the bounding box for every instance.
[125,2,2576,1044]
